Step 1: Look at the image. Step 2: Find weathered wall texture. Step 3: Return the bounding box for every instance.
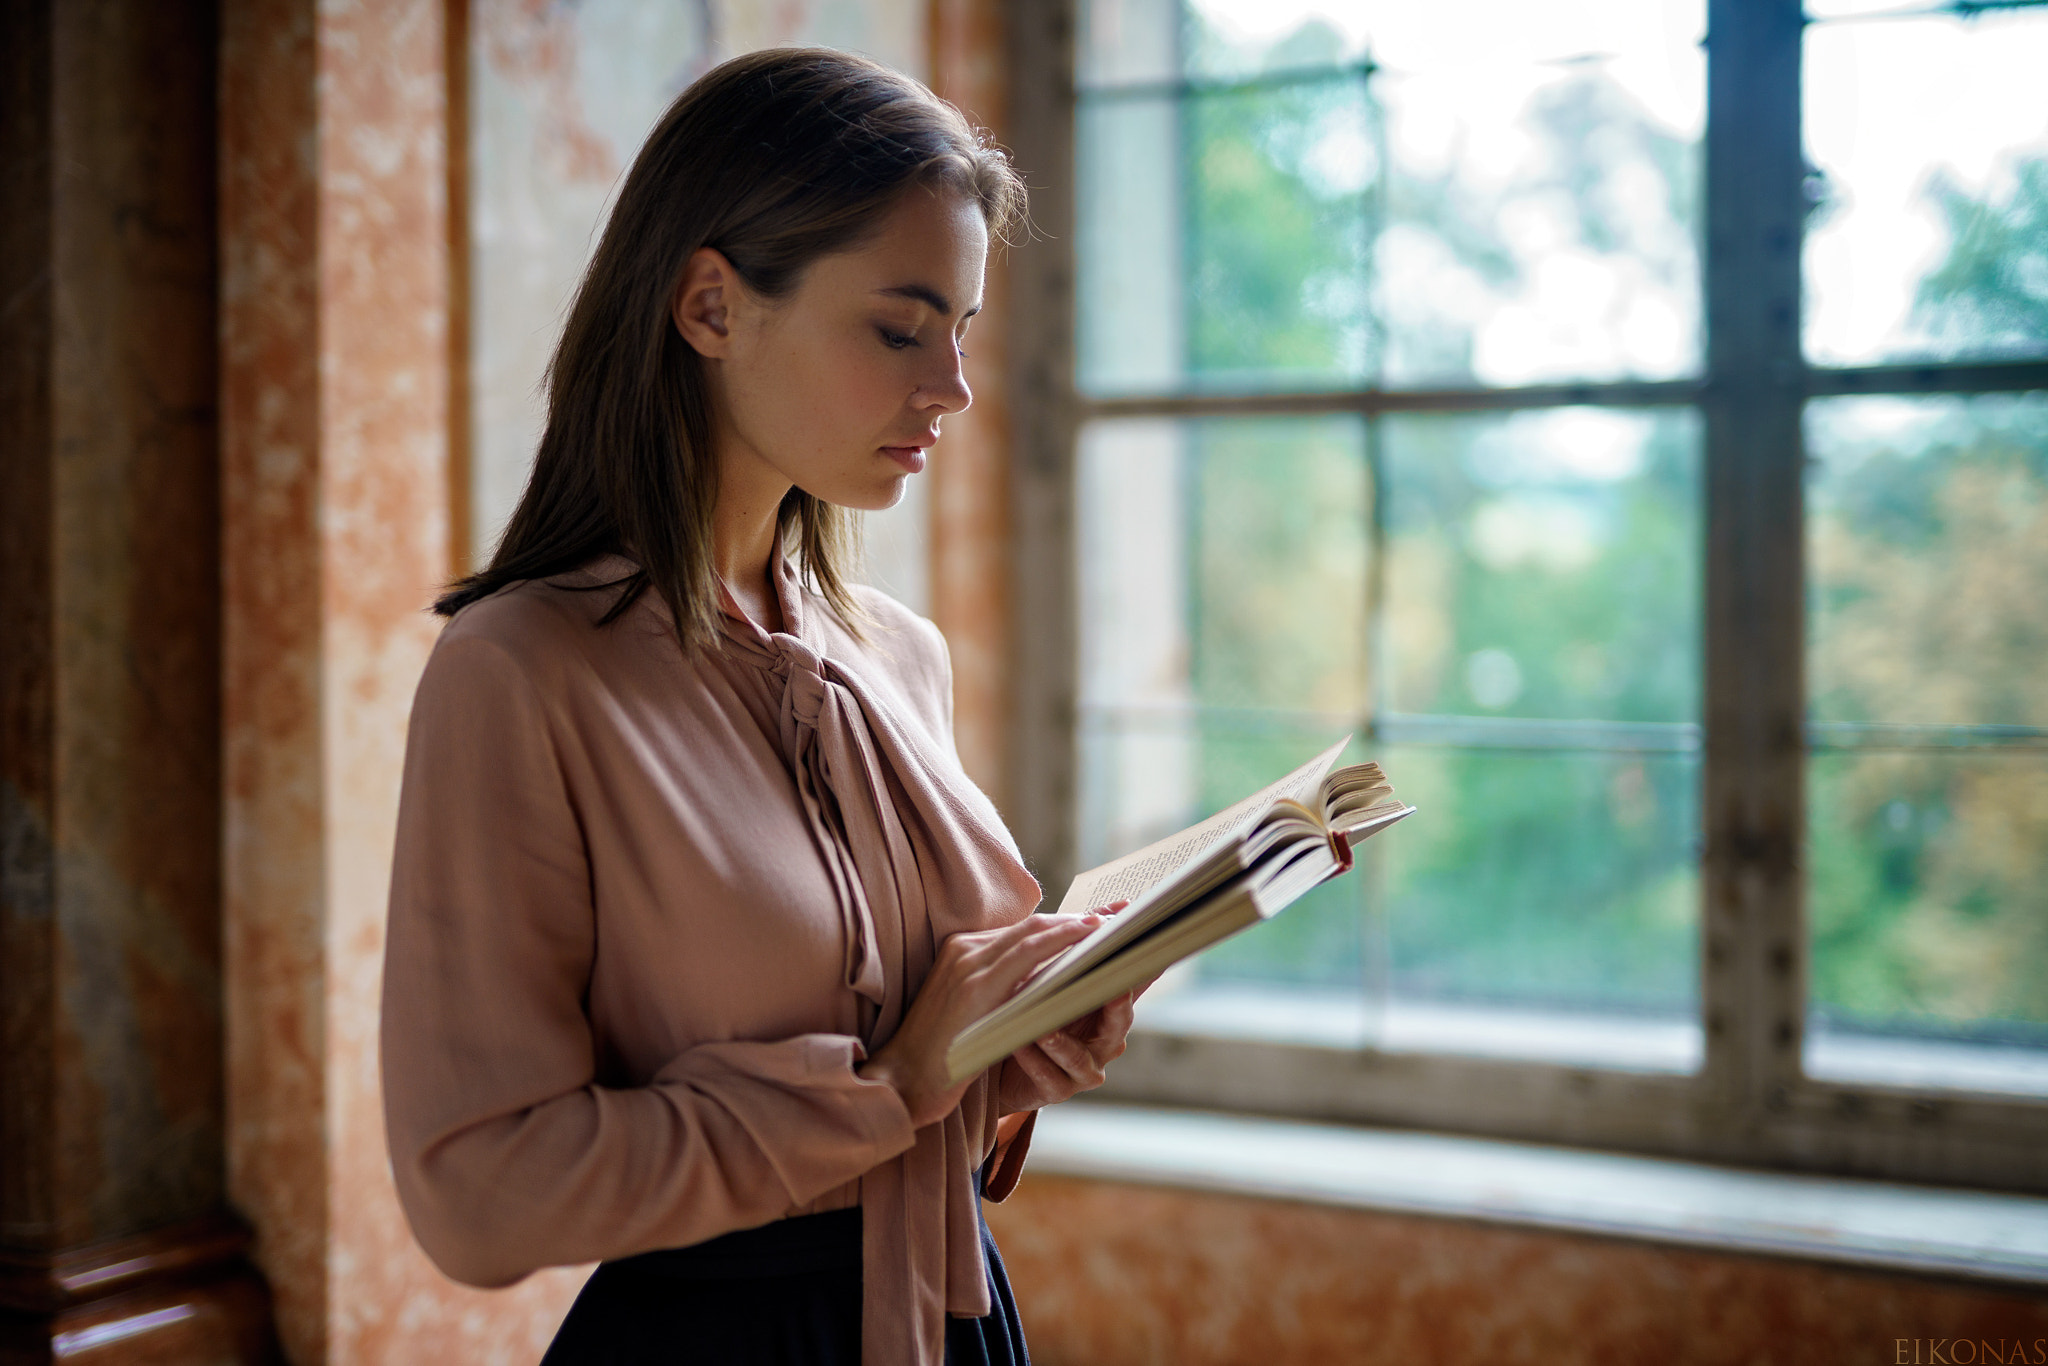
[1,0,223,1254]
[220,1,586,1362]
[465,0,1019,798]
[989,1175,2048,1366]
[466,0,933,607]
[218,2,947,1362]
[927,0,1017,807]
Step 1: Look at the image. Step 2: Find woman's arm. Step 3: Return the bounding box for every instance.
[380,633,919,1287]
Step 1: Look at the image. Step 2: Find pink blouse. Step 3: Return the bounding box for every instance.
[380,552,1044,1365]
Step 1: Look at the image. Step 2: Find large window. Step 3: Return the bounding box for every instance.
[1007,0,2048,1188]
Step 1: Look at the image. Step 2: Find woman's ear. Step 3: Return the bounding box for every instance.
[672,247,742,358]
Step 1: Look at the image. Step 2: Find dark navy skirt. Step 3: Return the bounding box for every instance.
[538,1198,1028,1366]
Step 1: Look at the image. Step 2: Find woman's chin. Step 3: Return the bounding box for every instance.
[811,472,910,513]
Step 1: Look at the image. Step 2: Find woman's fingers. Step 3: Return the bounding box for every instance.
[1005,1041,1068,1095]
[1032,1026,1107,1087]
[974,913,1095,995]
[1084,991,1136,1051]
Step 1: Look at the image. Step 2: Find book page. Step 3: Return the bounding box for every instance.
[1055,736,1352,916]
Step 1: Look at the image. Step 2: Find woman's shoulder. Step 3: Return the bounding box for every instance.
[816,582,954,734]
[429,563,654,696]
[841,583,950,682]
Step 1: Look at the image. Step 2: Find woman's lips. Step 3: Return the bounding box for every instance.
[881,444,928,474]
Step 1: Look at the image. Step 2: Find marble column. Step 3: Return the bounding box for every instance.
[0,0,282,1360]
[929,0,1021,813]
[218,1,587,1361]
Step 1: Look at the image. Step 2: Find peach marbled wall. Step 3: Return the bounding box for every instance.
[467,0,1024,798]
[222,2,587,1363]
[4,0,227,1267]
[467,0,933,607]
[220,2,966,1364]
[927,0,1017,806]
[988,1175,2048,1366]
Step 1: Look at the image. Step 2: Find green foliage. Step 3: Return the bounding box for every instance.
[1167,20,1705,1008]
[1913,157,2048,357]
[1182,404,1705,1007]
[1128,13,2047,1040]
[1183,77,1372,383]
[1807,397,2048,1031]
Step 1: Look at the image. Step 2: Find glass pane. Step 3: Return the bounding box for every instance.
[1167,722,1373,990]
[1084,411,1706,1065]
[1378,745,1701,1017]
[1805,393,2048,1094]
[1077,414,1369,968]
[1807,394,2048,729]
[1808,751,2048,1093]
[1383,408,1702,722]
[1186,419,1371,712]
[1803,9,2048,365]
[1075,0,1703,395]
[1079,0,1182,89]
[1077,79,1375,395]
[1076,97,1188,394]
[1139,741,1705,1068]
[1085,0,1705,85]
[1375,22,1703,385]
[1801,0,1903,17]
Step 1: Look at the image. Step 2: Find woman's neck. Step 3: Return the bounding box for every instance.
[712,450,791,635]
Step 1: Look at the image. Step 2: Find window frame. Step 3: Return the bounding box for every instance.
[1004,0,2048,1193]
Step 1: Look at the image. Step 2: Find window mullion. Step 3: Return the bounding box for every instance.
[1007,0,1083,893]
[1700,0,1809,1143]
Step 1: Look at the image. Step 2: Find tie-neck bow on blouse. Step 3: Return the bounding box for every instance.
[382,554,1044,1366]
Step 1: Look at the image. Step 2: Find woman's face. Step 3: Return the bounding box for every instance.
[678,186,989,513]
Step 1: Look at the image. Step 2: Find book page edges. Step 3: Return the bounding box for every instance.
[1054,736,1351,917]
[945,803,1419,1083]
[945,887,1266,1082]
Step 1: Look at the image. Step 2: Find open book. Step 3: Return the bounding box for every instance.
[945,737,1415,1083]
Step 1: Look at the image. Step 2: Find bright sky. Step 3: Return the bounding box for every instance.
[1154,0,2048,372]
[1802,10,2048,363]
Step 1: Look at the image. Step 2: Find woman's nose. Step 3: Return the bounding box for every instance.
[918,348,972,415]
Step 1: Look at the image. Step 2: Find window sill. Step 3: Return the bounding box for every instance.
[1132,983,2048,1096]
[1025,1101,2048,1289]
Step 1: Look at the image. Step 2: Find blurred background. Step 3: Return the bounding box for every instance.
[4,0,2045,1362]
[1076,0,2048,1086]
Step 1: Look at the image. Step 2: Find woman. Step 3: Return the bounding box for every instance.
[380,48,1137,1366]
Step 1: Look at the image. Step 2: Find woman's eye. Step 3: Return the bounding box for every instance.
[879,328,916,350]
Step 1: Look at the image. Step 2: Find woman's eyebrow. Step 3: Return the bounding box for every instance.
[875,283,981,319]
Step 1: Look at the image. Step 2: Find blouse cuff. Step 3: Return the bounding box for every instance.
[842,1036,919,1153]
[982,1110,1036,1202]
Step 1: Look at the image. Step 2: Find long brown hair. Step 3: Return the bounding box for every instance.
[435,48,1024,648]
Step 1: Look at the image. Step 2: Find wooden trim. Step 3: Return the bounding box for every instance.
[1096,1033,2048,1192]
[0,0,58,1253]
[0,1212,252,1314]
[1084,379,1702,419]
[1005,0,1081,892]
[1699,0,1809,1138]
[1076,360,2048,429]
[1807,359,2048,396]
[0,1211,282,1362]
[445,0,472,577]
[1077,360,2048,428]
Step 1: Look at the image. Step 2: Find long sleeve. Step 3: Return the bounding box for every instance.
[379,631,918,1288]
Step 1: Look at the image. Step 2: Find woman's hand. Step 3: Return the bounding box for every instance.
[996,991,1137,1115]
[997,901,1147,1114]
[858,910,1102,1128]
